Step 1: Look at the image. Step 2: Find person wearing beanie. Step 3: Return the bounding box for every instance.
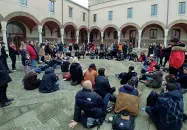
[146,83,184,130]
[94,68,116,98]
[69,80,113,128]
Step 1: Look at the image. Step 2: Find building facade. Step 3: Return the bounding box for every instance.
[0,0,187,49]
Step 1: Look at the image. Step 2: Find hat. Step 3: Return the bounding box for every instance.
[82,80,92,89]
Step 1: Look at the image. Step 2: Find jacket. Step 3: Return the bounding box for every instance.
[162,47,172,59]
[147,61,157,72]
[169,45,185,69]
[94,75,112,98]
[145,71,163,88]
[74,88,106,122]
[115,84,139,116]
[1,46,8,59]
[0,58,12,87]
[146,90,183,130]
[120,71,137,85]
[154,45,161,57]
[118,44,123,52]
[122,45,128,53]
[9,45,18,57]
[39,68,59,93]
[83,69,98,86]
[27,44,37,60]
[38,48,45,56]
[70,63,83,83]
[148,45,154,56]
[178,74,187,89]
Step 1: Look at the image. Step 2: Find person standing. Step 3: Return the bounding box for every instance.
[148,43,154,57]
[38,44,45,63]
[0,56,13,107]
[159,44,164,67]
[122,42,128,59]
[154,43,161,64]
[9,42,18,71]
[20,42,30,74]
[100,43,104,51]
[27,41,37,70]
[128,42,133,54]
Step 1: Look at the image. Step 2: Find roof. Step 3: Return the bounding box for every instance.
[65,0,89,10]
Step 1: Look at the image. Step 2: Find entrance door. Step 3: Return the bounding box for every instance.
[129,30,136,47]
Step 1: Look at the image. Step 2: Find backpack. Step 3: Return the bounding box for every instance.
[112,114,135,130]
[80,114,105,129]
[61,61,70,72]
[146,91,158,107]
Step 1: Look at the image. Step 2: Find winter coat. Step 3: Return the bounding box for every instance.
[0,58,12,87]
[83,69,98,86]
[9,44,18,57]
[74,44,79,51]
[94,75,112,98]
[38,48,45,56]
[74,88,106,122]
[27,44,37,60]
[169,45,186,69]
[39,68,59,93]
[148,45,154,56]
[120,71,137,85]
[178,74,187,89]
[118,44,123,52]
[122,45,128,54]
[113,44,118,52]
[100,44,104,50]
[128,44,133,53]
[70,63,83,83]
[162,47,172,59]
[145,71,163,88]
[146,90,183,130]
[1,46,8,59]
[115,84,139,116]
[154,45,161,57]
[147,61,157,72]
[23,70,40,90]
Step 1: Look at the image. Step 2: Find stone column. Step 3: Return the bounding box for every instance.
[164,29,169,47]
[138,30,142,49]
[118,31,121,44]
[60,28,64,43]
[1,21,8,50]
[101,32,104,43]
[76,30,79,43]
[87,32,90,43]
[38,25,43,44]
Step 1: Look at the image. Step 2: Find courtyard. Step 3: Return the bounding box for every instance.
[0,53,187,130]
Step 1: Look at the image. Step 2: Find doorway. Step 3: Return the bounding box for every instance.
[129,30,136,47]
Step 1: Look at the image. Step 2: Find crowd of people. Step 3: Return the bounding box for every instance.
[0,37,187,130]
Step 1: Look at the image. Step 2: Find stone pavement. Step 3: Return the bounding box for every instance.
[0,56,187,130]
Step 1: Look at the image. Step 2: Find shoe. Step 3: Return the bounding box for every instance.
[1,101,12,107]
[8,70,14,73]
[115,74,120,80]
[12,69,17,72]
[107,102,114,113]
[6,98,14,102]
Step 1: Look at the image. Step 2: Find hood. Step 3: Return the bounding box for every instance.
[165,90,183,100]
[45,68,54,74]
[123,84,134,92]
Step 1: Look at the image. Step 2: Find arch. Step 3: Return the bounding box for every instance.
[79,25,88,31]
[89,26,102,32]
[4,11,40,24]
[0,14,3,21]
[63,22,77,30]
[41,17,62,28]
[168,19,187,29]
[141,21,166,30]
[103,24,119,32]
[120,23,140,31]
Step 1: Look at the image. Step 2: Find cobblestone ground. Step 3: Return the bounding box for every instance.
[0,49,187,130]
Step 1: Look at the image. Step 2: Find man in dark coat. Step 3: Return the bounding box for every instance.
[122,42,128,59]
[154,43,161,63]
[39,68,59,93]
[94,68,116,98]
[146,83,184,130]
[0,56,13,107]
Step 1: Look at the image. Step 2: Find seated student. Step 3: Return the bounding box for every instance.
[115,66,137,85]
[23,70,40,90]
[39,68,59,93]
[95,47,99,59]
[70,57,83,86]
[90,51,95,59]
[114,79,140,116]
[94,68,116,98]
[99,50,105,59]
[83,64,98,87]
[69,80,114,129]
[165,74,181,90]
[138,52,146,62]
[178,64,187,90]
[141,58,157,74]
[144,65,163,88]
[146,83,184,130]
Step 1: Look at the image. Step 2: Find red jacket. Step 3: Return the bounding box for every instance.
[169,51,185,69]
[147,61,157,72]
[27,45,37,60]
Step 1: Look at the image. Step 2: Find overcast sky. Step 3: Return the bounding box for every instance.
[72,0,88,8]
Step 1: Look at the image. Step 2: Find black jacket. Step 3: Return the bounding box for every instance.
[94,75,112,98]
[120,71,137,85]
[122,45,128,53]
[74,88,106,122]
[70,63,83,83]
[9,46,18,57]
[0,58,12,87]
[154,45,161,57]
[39,68,58,93]
[1,47,8,59]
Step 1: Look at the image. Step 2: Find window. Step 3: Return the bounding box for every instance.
[150,29,157,39]
[172,29,180,39]
[93,14,97,22]
[49,1,55,12]
[179,2,186,14]
[151,4,158,16]
[69,7,73,18]
[42,27,45,36]
[83,13,86,22]
[108,11,113,20]
[127,8,133,18]
[20,0,27,6]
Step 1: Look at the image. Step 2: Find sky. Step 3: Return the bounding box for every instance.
[71,0,88,8]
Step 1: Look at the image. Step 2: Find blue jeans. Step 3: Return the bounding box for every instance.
[31,59,35,70]
[103,93,112,110]
[39,56,43,62]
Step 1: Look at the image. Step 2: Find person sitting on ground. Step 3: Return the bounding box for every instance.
[138,52,146,62]
[83,64,98,88]
[69,80,114,129]
[115,66,137,85]
[70,57,83,86]
[146,83,184,130]
[23,70,40,90]
[95,47,99,59]
[39,68,59,93]
[94,68,116,98]
[141,57,157,74]
[115,79,140,116]
[177,64,187,91]
[144,65,163,88]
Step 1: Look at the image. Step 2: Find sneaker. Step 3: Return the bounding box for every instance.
[140,80,147,83]
[6,98,14,102]
[12,69,17,72]
[8,70,14,73]
[107,102,114,113]
[115,74,120,80]
[1,101,12,107]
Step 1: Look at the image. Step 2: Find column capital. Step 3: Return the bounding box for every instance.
[38,25,43,33]
[1,21,7,31]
